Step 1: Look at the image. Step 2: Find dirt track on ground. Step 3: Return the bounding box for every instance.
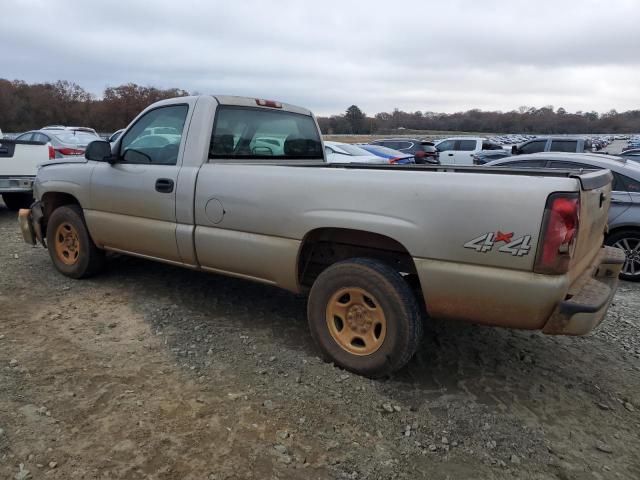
[1,202,639,479]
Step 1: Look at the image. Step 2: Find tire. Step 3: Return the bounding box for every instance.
[307,258,423,378]
[605,230,640,282]
[46,204,105,279]
[2,192,33,211]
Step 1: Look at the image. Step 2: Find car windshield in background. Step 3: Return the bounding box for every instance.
[363,145,409,157]
[209,107,322,159]
[337,144,375,156]
[53,132,100,145]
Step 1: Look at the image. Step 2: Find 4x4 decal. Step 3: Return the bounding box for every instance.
[464,231,532,256]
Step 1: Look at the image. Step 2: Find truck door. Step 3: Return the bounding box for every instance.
[87,104,190,262]
[435,139,456,164]
[453,139,478,165]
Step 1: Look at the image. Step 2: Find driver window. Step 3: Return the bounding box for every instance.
[120,105,189,165]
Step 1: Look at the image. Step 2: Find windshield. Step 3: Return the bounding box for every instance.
[334,144,373,156]
[362,145,408,157]
[52,132,100,145]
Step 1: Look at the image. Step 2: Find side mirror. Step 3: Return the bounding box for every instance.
[511,145,518,155]
[85,140,114,162]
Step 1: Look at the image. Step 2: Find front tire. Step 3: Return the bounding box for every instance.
[605,230,640,281]
[2,192,33,211]
[307,258,423,378]
[46,205,105,279]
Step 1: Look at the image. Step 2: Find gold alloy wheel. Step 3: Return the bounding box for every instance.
[54,222,81,265]
[326,287,387,356]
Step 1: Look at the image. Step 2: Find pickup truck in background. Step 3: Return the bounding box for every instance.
[19,95,624,377]
[0,138,52,210]
[435,137,507,165]
[512,137,593,156]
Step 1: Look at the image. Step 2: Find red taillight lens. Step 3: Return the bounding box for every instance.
[389,157,400,164]
[56,147,84,156]
[534,193,580,274]
[48,145,55,160]
[415,150,426,158]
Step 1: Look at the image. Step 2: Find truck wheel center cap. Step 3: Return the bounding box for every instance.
[347,305,372,332]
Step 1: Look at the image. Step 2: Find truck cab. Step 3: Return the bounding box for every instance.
[435,137,505,165]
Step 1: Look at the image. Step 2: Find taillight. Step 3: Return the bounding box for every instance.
[389,157,400,164]
[48,145,55,160]
[57,147,84,156]
[415,150,426,158]
[534,193,580,274]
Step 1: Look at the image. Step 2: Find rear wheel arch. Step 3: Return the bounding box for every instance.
[296,227,424,297]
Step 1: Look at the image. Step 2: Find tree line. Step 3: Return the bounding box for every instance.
[1,78,639,134]
[318,105,640,135]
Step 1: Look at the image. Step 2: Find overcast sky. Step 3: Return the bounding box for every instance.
[1,0,639,115]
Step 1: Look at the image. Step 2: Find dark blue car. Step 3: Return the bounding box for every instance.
[357,144,415,165]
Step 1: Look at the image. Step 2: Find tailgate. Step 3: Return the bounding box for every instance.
[567,169,612,284]
[0,139,49,177]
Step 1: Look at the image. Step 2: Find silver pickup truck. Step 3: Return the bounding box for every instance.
[18,95,624,377]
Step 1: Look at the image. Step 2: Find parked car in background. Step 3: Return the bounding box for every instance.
[619,148,640,163]
[471,149,511,165]
[368,138,439,164]
[512,137,593,156]
[15,128,100,158]
[324,141,389,164]
[357,144,416,164]
[42,125,99,136]
[108,129,125,143]
[486,152,640,281]
[0,137,52,209]
[435,137,506,165]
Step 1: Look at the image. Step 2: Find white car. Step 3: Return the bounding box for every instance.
[324,141,388,164]
[435,137,506,165]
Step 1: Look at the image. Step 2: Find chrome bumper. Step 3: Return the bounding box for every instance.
[543,246,625,335]
[0,176,34,193]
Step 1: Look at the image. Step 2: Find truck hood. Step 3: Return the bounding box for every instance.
[38,157,88,168]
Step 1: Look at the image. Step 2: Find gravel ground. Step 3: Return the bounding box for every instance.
[0,198,639,480]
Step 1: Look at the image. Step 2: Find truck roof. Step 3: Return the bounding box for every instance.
[146,95,314,117]
[213,95,313,116]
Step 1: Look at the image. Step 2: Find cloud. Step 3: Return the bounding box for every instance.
[1,0,639,115]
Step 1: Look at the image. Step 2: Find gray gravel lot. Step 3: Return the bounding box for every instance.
[0,188,639,479]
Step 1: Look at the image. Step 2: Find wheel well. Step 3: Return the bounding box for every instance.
[607,225,640,239]
[297,227,422,291]
[41,192,81,236]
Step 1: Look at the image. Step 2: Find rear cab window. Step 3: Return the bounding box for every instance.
[209,106,323,161]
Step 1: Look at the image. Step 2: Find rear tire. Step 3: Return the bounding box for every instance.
[605,230,640,282]
[46,205,105,279]
[2,192,33,211]
[307,258,423,378]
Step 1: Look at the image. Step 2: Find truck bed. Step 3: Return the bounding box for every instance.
[290,162,611,190]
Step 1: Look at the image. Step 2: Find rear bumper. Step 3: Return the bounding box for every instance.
[0,176,34,193]
[542,246,625,335]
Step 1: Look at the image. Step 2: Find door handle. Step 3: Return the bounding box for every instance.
[448,153,454,156]
[155,178,174,193]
